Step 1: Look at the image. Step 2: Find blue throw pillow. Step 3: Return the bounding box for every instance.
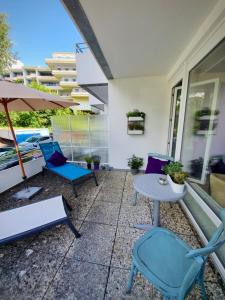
[47,150,67,167]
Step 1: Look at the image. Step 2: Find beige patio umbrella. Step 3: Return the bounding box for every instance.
[0,79,77,198]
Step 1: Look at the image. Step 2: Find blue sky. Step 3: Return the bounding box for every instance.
[0,0,83,66]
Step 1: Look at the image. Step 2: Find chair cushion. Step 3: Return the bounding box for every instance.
[145,156,169,174]
[47,150,67,167]
[50,162,92,181]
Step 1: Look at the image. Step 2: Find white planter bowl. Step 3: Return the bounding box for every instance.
[167,174,185,193]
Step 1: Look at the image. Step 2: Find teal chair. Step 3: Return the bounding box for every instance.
[127,209,225,299]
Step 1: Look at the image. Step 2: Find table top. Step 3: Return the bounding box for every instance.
[133,173,186,202]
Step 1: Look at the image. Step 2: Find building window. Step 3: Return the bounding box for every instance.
[181,38,225,212]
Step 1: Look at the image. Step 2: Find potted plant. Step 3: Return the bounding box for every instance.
[128,155,143,174]
[84,156,92,170]
[163,161,188,193]
[92,155,101,170]
[126,109,145,120]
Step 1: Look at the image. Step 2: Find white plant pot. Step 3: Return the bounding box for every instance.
[167,174,185,193]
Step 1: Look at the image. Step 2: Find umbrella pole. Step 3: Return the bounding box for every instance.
[3,102,27,180]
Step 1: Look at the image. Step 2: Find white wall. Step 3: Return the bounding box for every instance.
[0,157,45,193]
[108,76,170,169]
[76,50,107,85]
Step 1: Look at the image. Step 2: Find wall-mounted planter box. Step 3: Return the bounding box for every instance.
[128,116,144,121]
[127,110,145,135]
[198,115,218,121]
[128,130,144,135]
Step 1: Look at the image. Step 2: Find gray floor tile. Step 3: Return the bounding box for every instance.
[44,258,108,300]
[97,190,123,203]
[66,221,116,265]
[0,236,35,269]
[105,267,153,300]
[86,201,120,225]
[0,250,63,300]
[118,203,151,227]
[111,226,143,269]
[27,223,81,257]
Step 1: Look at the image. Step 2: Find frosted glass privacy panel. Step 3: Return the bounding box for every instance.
[89,115,108,148]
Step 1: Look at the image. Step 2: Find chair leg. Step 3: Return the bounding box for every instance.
[198,270,207,300]
[72,183,78,198]
[93,172,98,186]
[66,219,81,238]
[62,196,72,211]
[132,191,138,206]
[126,262,138,294]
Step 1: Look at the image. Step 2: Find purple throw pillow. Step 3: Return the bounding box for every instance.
[47,150,67,167]
[145,156,169,174]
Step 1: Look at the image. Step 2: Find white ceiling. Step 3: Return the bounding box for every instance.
[80,0,218,78]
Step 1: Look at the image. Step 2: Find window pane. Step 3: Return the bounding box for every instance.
[181,38,225,209]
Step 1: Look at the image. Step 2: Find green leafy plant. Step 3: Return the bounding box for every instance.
[92,155,101,164]
[126,110,145,119]
[128,155,143,170]
[163,161,188,184]
[163,161,183,176]
[0,14,14,75]
[128,123,144,131]
[195,108,219,118]
[172,171,189,184]
[84,156,92,164]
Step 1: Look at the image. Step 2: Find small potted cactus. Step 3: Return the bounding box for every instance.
[84,156,92,170]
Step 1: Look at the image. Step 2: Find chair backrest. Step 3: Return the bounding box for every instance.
[186,209,225,259]
[179,209,225,299]
[148,152,174,162]
[39,142,63,167]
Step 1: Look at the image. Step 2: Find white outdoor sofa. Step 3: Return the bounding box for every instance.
[0,195,81,245]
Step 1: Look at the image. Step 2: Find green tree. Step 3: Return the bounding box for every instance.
[0,14,13,75]
[0,81,74,128]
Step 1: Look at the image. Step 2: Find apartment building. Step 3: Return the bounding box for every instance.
[2,52,94,111]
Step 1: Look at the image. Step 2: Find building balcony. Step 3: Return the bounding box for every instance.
[52,70,77,77]
[45,58,76,65]
[71,90,89,98]
[59,81,78,88]
[37,76,58,82]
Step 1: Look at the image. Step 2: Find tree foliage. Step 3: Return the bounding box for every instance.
[0,14,13,75]
[0,81,74,128]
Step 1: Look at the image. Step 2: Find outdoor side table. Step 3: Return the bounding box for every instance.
[133,173,187,230]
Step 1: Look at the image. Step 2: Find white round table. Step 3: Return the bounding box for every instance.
[133,173,187,230]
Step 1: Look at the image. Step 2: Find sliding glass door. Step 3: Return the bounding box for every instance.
[168,83,182,158]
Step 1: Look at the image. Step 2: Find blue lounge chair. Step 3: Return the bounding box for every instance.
[39,142,98,197]
[127,209,225,299]
[0,195,81,246]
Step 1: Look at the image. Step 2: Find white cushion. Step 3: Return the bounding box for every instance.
[0,195,66,240]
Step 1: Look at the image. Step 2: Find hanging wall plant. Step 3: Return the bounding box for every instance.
[127,109,145,135]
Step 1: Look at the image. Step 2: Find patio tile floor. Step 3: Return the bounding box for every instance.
[0,170,224,299]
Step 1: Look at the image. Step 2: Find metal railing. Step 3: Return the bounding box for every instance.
[75,42,89,53]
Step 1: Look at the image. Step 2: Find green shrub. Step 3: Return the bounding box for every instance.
[128,155,143,169]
